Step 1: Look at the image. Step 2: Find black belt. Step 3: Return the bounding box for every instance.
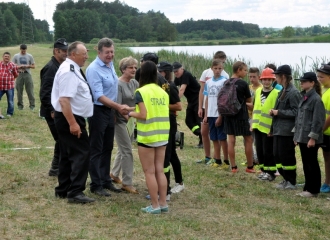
[20,71,28,74]
[94,104,111,109]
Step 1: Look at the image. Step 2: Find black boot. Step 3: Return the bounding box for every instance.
[49,157,59,176]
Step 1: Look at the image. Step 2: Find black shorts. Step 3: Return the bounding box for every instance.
[321,134,330,152]
[137,142,167,148]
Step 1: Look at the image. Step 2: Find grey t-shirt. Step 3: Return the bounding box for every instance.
[12,53,35,74]
[116,78,139,123]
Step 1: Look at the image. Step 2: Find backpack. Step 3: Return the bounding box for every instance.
[217,78,242,116]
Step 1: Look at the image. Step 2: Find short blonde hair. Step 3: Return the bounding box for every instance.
[119,56,138,73]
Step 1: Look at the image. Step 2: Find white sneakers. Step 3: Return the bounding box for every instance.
[171,183,185,194]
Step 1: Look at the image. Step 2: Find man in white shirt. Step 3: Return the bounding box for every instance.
[51,41,95,204]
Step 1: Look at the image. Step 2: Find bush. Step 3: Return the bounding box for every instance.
[89,38,100,44]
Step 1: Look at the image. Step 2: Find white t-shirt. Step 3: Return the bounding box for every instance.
[204,76,226,117]
[51,58,93,117]
[200,68,229,108]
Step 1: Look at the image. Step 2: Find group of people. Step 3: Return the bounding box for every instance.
[194,50,330,199]
[2,39,330,214]
[0,44,35,118]
[39,38,187,214]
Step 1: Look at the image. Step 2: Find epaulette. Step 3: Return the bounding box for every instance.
[70,64,74,72]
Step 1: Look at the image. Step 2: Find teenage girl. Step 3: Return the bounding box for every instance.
[293,72,325,197]
[269,65,300,190]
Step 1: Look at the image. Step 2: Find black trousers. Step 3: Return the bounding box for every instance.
[45,116,60,162]
[299,143,321,194]
[88,106,114,191]
[164,115,183,193]
[185,104,201,136]
[273,135,297,185]
[54,112,90,198]
[254,129,275,175]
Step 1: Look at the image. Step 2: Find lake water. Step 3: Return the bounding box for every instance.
[129,43,330,70]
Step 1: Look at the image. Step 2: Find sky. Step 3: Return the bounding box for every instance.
[2,0,330,30]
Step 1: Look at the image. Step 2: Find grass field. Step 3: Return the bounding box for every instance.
[1,44,330,240]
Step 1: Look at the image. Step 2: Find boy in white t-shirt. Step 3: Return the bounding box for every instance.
[202,59,229,168]
[197,51,229,164]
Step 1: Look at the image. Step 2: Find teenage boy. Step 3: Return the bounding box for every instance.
[173,62,202,148]
[197,51,229,164]
[316,62,330,196]
[251,68,279,181]
[223,61,254,173]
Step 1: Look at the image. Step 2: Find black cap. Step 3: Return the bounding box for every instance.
[172,62,182,71]
[157,61,173,72]
[54,38,68,50]
[316,62,330,75]
[295,72,317,82]
[142,53,158,64]
[273,64,292,75]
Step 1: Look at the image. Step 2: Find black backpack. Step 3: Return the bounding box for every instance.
[217,78,242,116]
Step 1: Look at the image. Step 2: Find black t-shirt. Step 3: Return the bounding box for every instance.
[174,70,200,106]
[226,78,251,120]
[260,90,271,105]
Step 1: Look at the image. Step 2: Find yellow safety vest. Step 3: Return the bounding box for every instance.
[252,88,279,134]
[322,88,330,136]
[136,83,170,144]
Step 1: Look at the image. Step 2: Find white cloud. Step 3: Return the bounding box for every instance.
[1,0,329,30]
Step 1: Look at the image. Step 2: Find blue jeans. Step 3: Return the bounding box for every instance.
[0,88,14,115]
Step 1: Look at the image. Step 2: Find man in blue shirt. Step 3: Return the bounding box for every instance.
[87,38,130,197]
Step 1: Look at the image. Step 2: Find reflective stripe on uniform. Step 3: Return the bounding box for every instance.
[282,165,297,170]
[137,117,169,124]
[192,125,200,132]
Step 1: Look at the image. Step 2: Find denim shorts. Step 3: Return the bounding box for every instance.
[208,117,227,141]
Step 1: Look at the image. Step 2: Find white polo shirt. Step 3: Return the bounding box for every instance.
[51,58,93,118]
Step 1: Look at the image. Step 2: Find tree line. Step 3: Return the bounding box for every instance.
[0,2,53,46]
[53,0,264,43]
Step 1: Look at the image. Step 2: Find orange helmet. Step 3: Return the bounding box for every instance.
[260,67,275,79]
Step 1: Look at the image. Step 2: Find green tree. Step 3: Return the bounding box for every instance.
[4,8,19,44]
[282,26,295,38]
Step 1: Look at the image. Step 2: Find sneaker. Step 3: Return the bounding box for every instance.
[166,194,171,201]
[320,183,330,193]
[298,191,318,198]
[6,114,11,118]
[196,157,211,164]
[218,164,230,170]
[211,163,221,168]
[171,183,185,193]
[260,173,275,181]
[160,205,169,213]
[257,172,266,179]
[276,180,287,189]
[231,168,238,173]
[0,115,4,119]
[206,158,215,166]
[327,197,330,201]
[141,205,161,214]
[195,143,203,148]
[241,162,248,166]
[245,168,256,173]
[284,181,296,190]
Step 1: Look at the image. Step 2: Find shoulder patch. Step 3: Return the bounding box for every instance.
[70,64,74,72]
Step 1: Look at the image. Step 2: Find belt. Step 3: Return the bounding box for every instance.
[94,104,111,109]
[20,71,28,74]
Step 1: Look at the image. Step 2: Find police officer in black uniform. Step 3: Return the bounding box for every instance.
[40,38,68,176]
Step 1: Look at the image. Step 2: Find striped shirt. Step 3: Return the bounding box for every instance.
[0,61,18,90]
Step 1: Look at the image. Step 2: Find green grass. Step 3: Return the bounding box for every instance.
[1,44,330,239]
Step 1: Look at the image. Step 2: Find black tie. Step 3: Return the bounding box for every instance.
[80,68,94,102]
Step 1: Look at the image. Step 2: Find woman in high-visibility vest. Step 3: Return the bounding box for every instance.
[316,62,330,196]
[128,61,170,214]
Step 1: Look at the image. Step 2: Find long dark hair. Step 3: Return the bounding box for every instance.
[139,61,157,87]
[314,80,322,96]
[277,73,292,100]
